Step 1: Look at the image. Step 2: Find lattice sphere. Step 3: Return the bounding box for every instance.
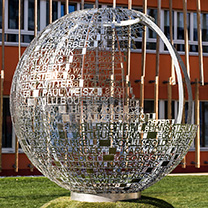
[10,8,197,200]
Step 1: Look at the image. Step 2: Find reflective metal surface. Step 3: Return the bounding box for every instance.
[71,191,141,202]
[10,8,197,199]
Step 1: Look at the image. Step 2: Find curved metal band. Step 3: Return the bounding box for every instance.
[171,46,193,124]
[141,16,184,124]
[71,191,141,202]
[112,12,184,124]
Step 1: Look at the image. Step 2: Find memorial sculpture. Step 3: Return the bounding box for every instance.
[10,8,197,202]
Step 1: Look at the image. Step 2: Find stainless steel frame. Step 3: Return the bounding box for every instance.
[10,8,197,202]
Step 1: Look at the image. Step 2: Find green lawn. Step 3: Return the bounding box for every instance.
[0,175,207,208]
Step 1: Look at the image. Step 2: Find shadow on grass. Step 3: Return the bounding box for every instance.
[125,195,174,208]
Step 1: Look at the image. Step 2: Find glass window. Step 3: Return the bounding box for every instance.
[177,12,190,40]
[8,0,17,29]
[69,4,76,13]
[164,101,175,119]
[46,1,58,25]
[147,9,157,39]
[193,13,198,41]
[200,102,208,147]
[133,41,142,50]
[0,33,5,41]
[61,3,77,17]
[177,12,184,39]
[190,45,198,52]
[8,0,24,29]
[2,98,13,148]
[23,34,34,43]
[174,44,185,52]
[61,3,64,16]
[203,46,208,53]
[0,0,2,28]
[202,13,208,41]
[164,10,174,40]
[144,100,154,113]
[84,4,94,9]
[146,42,156,50]
[8,0,18,29]
[28,0,40,31]
[7,34,18,42]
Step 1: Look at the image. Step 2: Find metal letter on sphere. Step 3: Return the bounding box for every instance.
[10,8,197,202]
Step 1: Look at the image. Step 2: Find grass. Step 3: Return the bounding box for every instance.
[0,176,208,208]
[0,177,69,208]
[40,197,160,208]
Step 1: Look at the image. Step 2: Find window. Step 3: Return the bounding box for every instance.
[84,4,94,9]
[164,10,174,40]
[200,102,208,147]
[8,0,24,29]
[164,100,176,119]
[174,11,190,52]
[22,35,34,43]
[201,13,208,53]
[131,8,157,51]
[61,2,77,17]
[146,9,157,50]
[144,100,154,113]
[2,97,22,153]
[46,1,58,25]
[7,34,18,42]
[1,0,81,45]
[159,100,179,120]
[2,98,12,149]
[176,12,190,40]
[193,13,198,41]
[28,0,40,31]
[69,4,77,13]
[0,0,2,28]
[162,10,208,54]
[2,0,208,54]
[202,13,208,41]
[147,9,157,39]
[8,0,18,29]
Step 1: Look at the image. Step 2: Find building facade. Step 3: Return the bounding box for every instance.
[1,0,208,175]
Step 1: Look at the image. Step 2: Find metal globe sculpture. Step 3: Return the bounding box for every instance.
[10,8,197,202]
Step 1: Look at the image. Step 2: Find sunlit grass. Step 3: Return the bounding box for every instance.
[0,176,207,208]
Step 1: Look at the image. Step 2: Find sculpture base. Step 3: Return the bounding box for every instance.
[71,191,141,202]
